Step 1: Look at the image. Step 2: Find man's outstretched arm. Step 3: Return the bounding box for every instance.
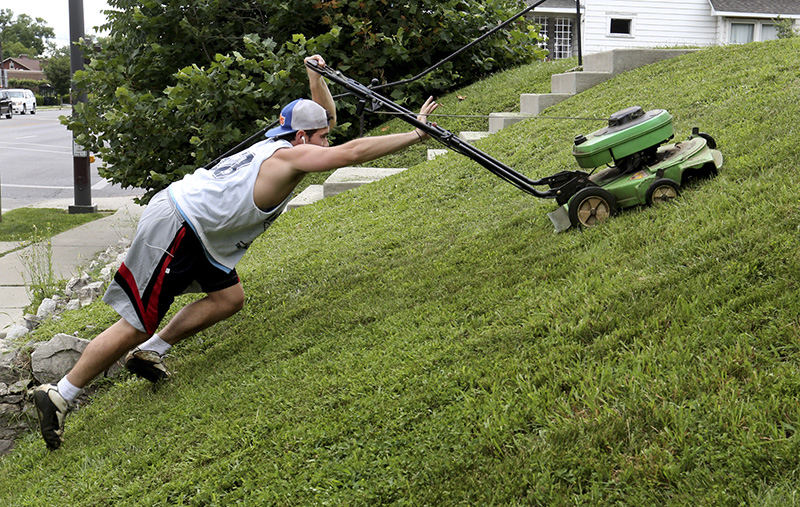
[275,96,438,173]
[253,96,438,210]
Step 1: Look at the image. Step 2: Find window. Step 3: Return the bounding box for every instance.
[762,23,779,40]
[610,18,632,35]
[554,18,573,59]
[534,16,549,52]
[533,15,575,60]
[730,23,754,43]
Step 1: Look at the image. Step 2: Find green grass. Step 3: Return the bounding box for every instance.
[2,40,800,504]
[0,208,110,243]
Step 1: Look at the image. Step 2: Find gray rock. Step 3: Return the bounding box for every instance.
[100,266,113,280]
[78,281,105,302]
[65,273,91,298]
[1,393,24,404]
[0,403,21,422]
[36,298,58,319]
[0,379,29,408]
[0,347,19,384]
[30,334,90,384]
[0,421,30,440]
[7,379,28,394]
[64,299,82,311]
[23,314,42,331]
[3,324,29,341]
[0,439,13,455]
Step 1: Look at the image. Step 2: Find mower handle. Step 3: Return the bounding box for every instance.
[305,60,553,199]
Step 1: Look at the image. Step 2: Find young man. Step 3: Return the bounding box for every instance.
[33,54,438,450]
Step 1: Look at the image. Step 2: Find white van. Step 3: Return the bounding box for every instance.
[3,89,36,114]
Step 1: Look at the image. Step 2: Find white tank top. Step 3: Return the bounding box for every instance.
[168,139,292,272]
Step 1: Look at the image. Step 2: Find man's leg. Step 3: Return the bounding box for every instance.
[33,317,148,449]
[158,282,245,345]
[125,283,244,381]
[67,318,150,387]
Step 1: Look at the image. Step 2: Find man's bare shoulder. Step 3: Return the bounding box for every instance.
[260,144,296,168]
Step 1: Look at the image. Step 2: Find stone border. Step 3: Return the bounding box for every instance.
[0,239,131,455]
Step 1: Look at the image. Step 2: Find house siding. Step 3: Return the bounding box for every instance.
[583,0,718,54]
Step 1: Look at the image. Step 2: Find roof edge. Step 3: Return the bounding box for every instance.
[711,10,800,19]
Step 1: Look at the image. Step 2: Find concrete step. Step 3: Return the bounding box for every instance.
[488,112,534,133]
[584,48,697,74]
[286,184,324,211]
[551,71,613,95]
[520,93,573,115]
[323,167,407,198]
[459,131,490,142]
[427,149,449,160]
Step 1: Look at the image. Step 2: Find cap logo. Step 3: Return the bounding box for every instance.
[279,113,286,126]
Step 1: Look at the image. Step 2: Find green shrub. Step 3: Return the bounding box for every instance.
[7,77,47,93]
[774,17,798,38]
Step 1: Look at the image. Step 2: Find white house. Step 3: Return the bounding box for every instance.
[529,0,585,59]
[708,0,800,44]
[529,0,800,58]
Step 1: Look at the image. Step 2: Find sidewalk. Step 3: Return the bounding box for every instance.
[0,196,144,331]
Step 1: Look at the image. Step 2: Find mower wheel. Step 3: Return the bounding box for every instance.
[568,187,617,228]
[646,178,680,206]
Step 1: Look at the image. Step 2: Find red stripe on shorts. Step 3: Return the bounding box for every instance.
[116,262,147,326]
[142,226,187,334]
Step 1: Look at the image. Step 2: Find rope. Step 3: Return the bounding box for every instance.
[370,110,605,122]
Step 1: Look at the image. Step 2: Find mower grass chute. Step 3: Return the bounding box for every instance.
[305,61,723,232]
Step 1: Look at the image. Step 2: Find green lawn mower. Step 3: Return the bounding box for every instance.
[546,106,723,231]
[307,62,724,232]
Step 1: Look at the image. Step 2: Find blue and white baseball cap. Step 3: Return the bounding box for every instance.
[265,98,329,138]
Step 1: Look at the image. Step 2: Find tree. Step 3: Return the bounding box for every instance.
[42,46,71,96]
[0,9,55,57]
[67,0,543,202]
[774,17,797,39]
[2,40,38,59]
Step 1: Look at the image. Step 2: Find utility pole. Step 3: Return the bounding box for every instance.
[68,0,96,213]
[576,0,583,67]
[0,40,6,88]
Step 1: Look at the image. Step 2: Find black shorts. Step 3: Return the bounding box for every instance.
[103,191,240,334]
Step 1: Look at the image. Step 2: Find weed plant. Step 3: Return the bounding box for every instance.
[17,225,57,305]
[1,41,800,504]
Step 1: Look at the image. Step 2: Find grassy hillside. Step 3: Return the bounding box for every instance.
[2,39,800,504]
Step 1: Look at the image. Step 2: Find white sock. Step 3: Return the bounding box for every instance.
[57,376,83,403]
[138,333,172,356]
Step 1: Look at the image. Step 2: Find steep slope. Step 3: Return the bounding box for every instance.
[1,40,799,505]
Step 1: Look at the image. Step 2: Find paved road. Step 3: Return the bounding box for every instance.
[0,108,141,211]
